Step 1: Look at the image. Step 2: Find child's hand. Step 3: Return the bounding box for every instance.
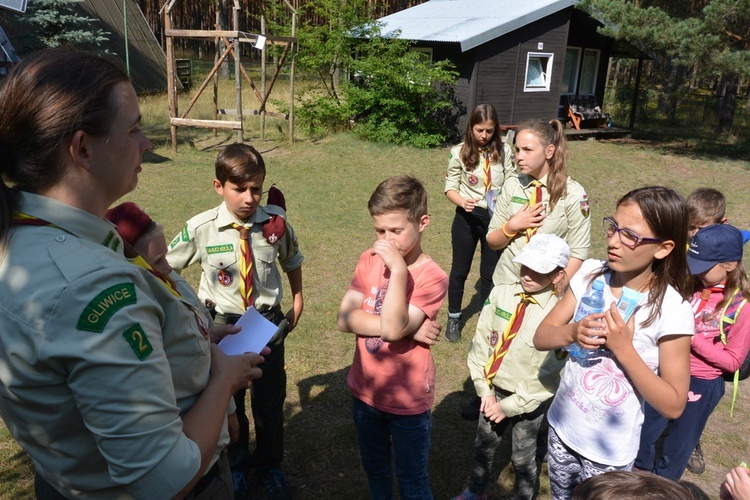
[462,197,483,213]
[479,395,496,414]
[721,465,750,500]
[574,312,607,350]
[507,202,546,234]
[483,399,507,424]
[371,240,407,272]
[412,319,442,345]
[602,302,636,356]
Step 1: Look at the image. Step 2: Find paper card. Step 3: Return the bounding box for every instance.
[218,306,278,355]
[485,188,498,213]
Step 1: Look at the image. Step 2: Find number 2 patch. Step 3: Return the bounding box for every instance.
[122,323,153,361]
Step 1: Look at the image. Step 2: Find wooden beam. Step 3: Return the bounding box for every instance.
[165,29,295,44]
[171,118,242,130]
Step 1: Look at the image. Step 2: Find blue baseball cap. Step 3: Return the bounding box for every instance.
[687,224,744,275]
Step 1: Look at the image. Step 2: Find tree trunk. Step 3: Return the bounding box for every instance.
[715,76,737,134]
[657,61,685,123]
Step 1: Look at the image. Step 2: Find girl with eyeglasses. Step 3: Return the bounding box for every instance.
[534,186,694,499]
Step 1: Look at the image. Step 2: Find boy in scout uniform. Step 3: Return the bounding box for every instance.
[168,143,303,499]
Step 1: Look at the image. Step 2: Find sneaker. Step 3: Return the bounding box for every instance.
[446,315,462,342]
[451,488,487,500]
[461,396,481,420]
[258,467,293,500]
[232,470,249,500]
[686,441,706,474]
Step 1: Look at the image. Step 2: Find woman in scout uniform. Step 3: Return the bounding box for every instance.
[486,119,591,287]
[444,104,516,342]
[0,49,265,499]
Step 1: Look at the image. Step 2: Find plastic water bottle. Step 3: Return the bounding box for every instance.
[565,279,605,360]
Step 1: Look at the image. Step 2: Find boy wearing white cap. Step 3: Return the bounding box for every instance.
[453,234,571,500]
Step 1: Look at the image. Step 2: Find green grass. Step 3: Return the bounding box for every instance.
[1,112,749,498]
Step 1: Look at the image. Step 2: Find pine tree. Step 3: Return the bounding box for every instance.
[22,0,109,51]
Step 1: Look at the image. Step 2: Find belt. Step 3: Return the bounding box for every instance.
[192,453,223,495]
[216,304,282,325]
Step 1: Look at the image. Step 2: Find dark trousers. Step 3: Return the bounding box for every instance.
[448,206,500,315]
[635,376,725,481]
[218,307,287,472]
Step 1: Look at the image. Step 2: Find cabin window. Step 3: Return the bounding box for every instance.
[524,52,554,92]
[579,49,600,95]
[409,46,433,64]
[561,47,581,94]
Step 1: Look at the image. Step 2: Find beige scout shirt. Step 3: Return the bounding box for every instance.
[488,173,591,285]
[444,142,516,210]
[467,283,566,417]
[167,201,303,316]
[0,192,220,498]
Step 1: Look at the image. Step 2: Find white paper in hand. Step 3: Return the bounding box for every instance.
[218,306,278,355]
[485,188,498,213]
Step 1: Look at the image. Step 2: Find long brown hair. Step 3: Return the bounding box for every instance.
[0,48,129,243]
[515,119,568,211]
[460,104,502,171]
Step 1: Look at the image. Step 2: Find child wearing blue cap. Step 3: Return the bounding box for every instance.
[636,223,750,481]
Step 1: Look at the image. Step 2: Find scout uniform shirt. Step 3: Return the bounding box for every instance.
[0,192,223,499]
[488,173,590,285]
[167,201,304,316]
[467,283,566,417]
[444,142,516,210]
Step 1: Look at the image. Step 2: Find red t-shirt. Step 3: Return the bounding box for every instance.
[346,250,448,415]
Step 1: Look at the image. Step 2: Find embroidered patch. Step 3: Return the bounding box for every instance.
[169,226,190,249]
[580,194,590,218]
[77,283,137,332]
[217,269,233,286]
[122,323,153,360]
[489,330,499,346]
[494,307,512,321]
[511,196,529,205]
[468,174,478,186]
[483,298,491,306]
[102,231,116,250]
[207,244,234,254]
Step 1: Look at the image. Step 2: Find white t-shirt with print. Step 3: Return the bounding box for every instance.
[547,259,694,465]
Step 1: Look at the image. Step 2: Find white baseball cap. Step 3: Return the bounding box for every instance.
[513,233,571,274]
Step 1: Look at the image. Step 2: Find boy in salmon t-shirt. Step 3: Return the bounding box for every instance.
[337,175,448,499]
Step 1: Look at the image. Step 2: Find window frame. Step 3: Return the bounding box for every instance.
[523,52,554,92]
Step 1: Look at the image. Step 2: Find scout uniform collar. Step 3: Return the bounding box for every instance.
[14,192,125,255]
[216,201,272,230]
[519,173,548,189]
[512,282,557,308]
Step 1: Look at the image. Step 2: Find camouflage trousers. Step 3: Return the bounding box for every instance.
[466,394,550,500]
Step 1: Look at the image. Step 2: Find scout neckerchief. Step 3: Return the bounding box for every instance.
[526,180,544,242]
[11,211,210,339]
[232,223,254,309]
[484,292,539,385]
[480,148,492,193]
[716,288,748,417]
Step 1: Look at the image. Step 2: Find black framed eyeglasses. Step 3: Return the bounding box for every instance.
[602,217,663,249]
